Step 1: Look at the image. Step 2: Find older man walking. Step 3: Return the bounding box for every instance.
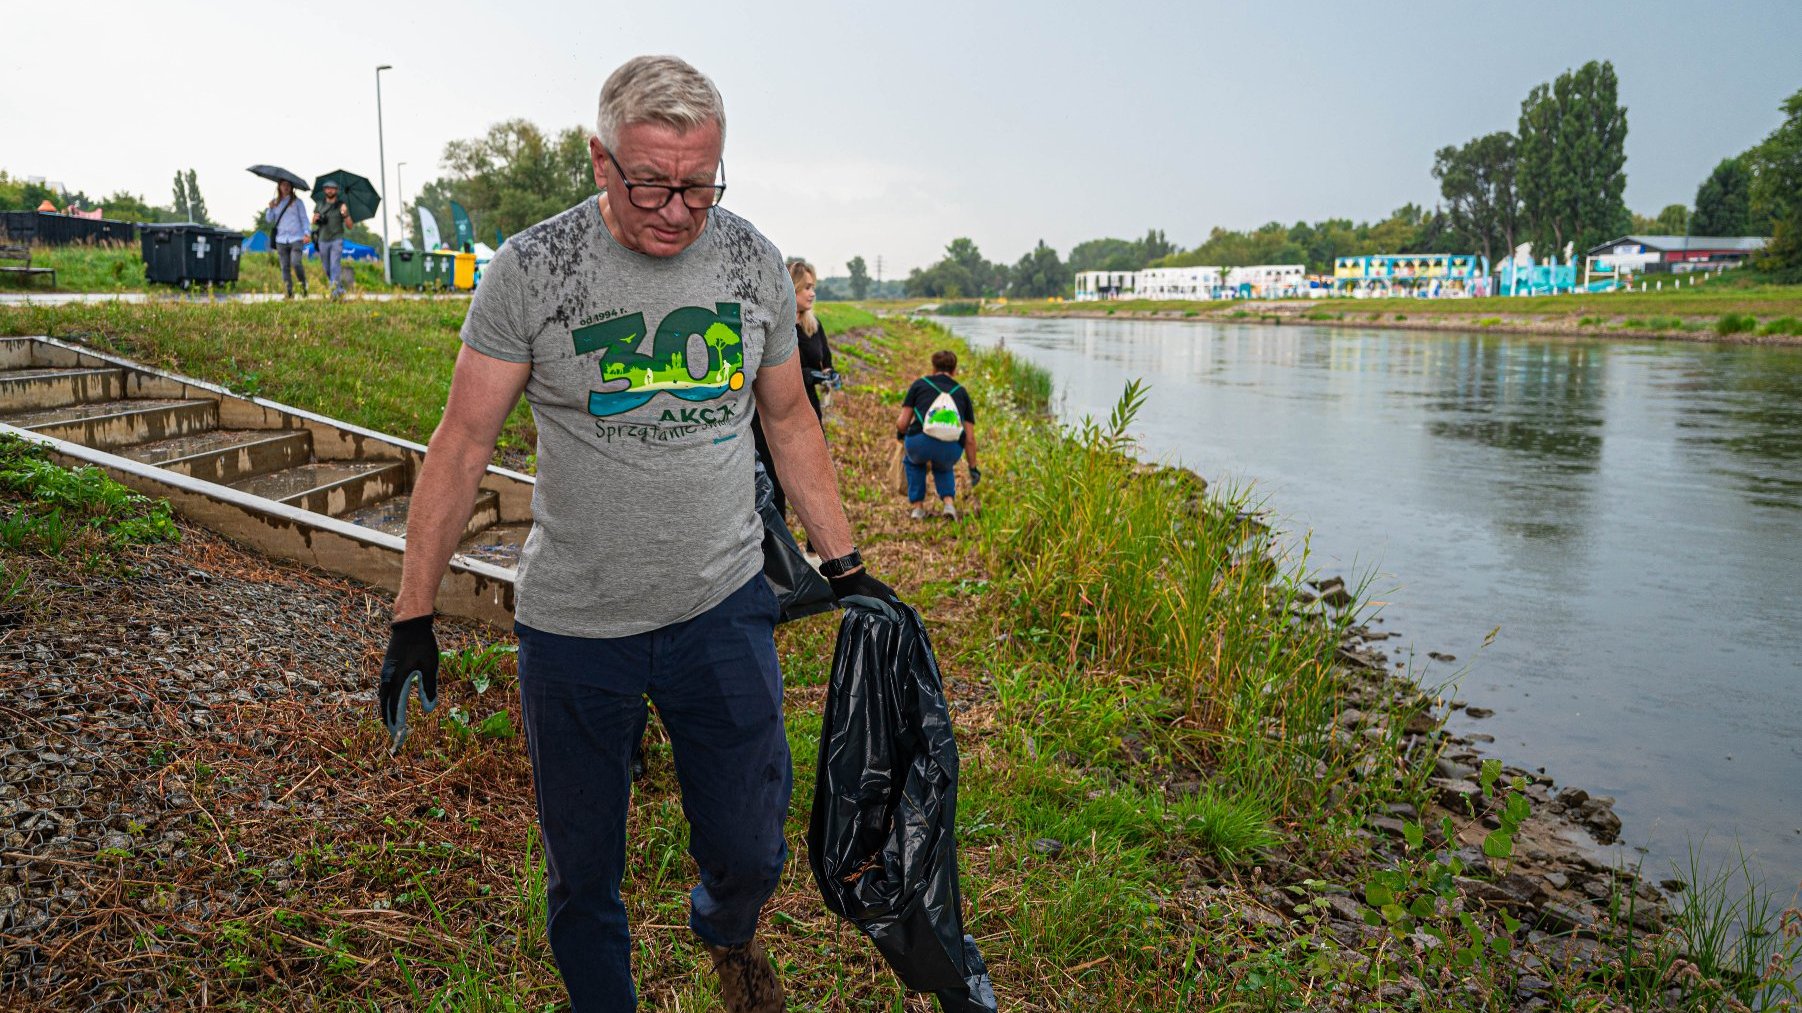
[376,55,893,1011]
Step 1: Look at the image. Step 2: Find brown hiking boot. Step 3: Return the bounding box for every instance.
[705,937,784,1012]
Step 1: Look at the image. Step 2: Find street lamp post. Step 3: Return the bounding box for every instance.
[376,64,392,283]
[397,161,407,247]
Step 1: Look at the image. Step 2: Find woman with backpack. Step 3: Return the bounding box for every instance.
[895,349,981,520]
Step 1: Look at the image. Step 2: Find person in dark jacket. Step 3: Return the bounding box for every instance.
[751,258,835,517]
[895,350,980,520]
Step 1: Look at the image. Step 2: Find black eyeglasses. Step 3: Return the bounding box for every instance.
[605,150,726,210]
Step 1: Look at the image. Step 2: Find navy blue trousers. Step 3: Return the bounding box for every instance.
[516,575,792,1011]
[904,432,964,502]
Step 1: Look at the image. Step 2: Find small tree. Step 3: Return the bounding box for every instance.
[847,255,870,300]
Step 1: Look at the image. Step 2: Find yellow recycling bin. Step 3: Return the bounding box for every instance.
[451,252,478,290]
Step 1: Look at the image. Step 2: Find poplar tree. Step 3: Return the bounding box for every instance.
[183,169,209,226]
[1516,61,1630,258]
[170,171,190,221]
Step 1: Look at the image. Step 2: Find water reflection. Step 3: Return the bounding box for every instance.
[1669,348,1802,511]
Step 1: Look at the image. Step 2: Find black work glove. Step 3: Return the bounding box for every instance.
[379,614,440,755]
[895,431,906,442]
[828,568,900,607]
[968,466,982,488]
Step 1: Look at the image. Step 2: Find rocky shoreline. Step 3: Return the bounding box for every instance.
[1300,597,1683,1002]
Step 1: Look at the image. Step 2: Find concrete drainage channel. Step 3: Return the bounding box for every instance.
[0,335,528,626]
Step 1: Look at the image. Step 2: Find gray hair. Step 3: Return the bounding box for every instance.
[595,56,726,150]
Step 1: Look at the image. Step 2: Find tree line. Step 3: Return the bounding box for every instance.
[901,63,1801,296]
[1433,62,1799,278]
[1,168,214,226]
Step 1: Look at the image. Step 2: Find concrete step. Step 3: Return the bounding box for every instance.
[229,460,407,518]
[0,366,126,411]
[457,521,529,570]
[117,429,314,486]
[0,397,219,451]
[339,490,503,541]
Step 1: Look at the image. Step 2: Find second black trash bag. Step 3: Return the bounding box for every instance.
[755,459,835,624]
[808,596,998,1012]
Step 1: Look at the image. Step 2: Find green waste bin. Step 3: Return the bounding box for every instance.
[423,251,453,289]
[390,249,424,289]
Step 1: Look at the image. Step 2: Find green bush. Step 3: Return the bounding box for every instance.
[1715,313,1758,335]
[1648,315,1684,330]
[1758,315,1802,336]
[0,434,178,563]
[934,300,980,316]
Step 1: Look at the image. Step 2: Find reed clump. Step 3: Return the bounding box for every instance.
[967,364,1374,819]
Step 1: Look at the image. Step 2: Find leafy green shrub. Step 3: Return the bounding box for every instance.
[1758,315,1802,336]
[0,434,178,564]
[1648,315,1684,330]
[1578,315,1603,327]
[1478,317,1502,327]
[1715,312,1758,335]
[934,300,980,316]
[1620,317,1648,329]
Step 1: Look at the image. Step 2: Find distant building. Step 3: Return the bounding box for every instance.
[1585,235,1767,274]
[1074,270,1138,301]
[1135,266,1219,300]
[1333,253,1490,295]
[1074,264,1306,301]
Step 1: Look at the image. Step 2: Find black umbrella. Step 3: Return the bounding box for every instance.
[247,164,308,191]
[311,170,380,224]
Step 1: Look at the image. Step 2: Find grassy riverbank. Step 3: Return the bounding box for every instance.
[932,275,1802,345]
[2,300,1797,1010]
[0,244,400,294]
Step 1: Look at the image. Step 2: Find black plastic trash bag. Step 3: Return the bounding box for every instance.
[756,459,835,624]
[808,596,998,1012]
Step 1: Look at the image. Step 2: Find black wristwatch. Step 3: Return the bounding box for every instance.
[818,549,863,578]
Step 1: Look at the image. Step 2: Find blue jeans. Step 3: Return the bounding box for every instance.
[516,575,791,1011]
[319,238,344,294]
[904,432,963,502]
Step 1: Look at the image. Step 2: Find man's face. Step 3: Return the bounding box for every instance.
[590,118,722,258]
[324,186,338,202]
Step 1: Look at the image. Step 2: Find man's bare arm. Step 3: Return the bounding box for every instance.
[392,345,532,620]
[754,356,855,562]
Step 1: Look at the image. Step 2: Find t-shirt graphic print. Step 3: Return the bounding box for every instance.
[458,198,797,638]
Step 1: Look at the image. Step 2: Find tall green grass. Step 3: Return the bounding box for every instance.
[968,368,1368,817]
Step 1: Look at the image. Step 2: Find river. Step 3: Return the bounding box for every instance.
[939,314,1802,898]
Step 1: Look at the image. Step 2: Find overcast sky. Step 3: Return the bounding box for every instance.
[6,1,1799,276]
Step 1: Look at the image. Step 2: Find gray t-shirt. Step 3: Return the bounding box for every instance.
[459,198,796,638]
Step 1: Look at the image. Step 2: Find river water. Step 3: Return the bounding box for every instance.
[940,314,1802,897]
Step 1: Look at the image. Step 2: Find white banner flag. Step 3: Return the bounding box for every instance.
[418,207,443,250]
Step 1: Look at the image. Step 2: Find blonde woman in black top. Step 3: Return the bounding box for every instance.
[752,259,836,516]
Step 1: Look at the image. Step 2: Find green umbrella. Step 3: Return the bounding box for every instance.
[312,170,380,224]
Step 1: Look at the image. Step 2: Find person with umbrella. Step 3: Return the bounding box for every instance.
[312,179,354,298]
[263,178,310,298]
